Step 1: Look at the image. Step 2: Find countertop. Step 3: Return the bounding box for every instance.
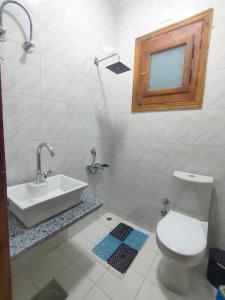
[9,193,102,259]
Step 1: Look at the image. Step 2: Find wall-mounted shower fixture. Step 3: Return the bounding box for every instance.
[0,0,34,53]
[94,53,131,74]
[160,198,170,217]
[87,148,110,174]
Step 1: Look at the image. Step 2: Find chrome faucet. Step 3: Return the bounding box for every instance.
[36,142,55,184]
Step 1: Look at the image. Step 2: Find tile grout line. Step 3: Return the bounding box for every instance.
[27,215,155,299]
[82,269,113,300]
[95,270,113,300]
[133,243,159,300]
[23,248,72,292]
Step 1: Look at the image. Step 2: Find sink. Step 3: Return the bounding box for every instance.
[8,174,88,227]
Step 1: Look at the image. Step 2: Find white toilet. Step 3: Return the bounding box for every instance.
[156,171,213,295]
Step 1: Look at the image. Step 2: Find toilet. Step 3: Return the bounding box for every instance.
[156,171,213,295]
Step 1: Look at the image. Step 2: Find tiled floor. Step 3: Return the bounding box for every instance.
[12,213,216,300]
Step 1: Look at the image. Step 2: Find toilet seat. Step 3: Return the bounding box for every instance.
[157,210,207,256]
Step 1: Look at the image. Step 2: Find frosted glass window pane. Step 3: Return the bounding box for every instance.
[149,45,186,89]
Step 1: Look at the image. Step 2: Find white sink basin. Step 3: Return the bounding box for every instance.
[8,174,88,228]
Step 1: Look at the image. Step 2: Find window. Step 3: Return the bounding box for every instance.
[132,9,213,112]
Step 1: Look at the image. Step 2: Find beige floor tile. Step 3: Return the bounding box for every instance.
[80,221,109,243]
[136,279,177,300]
[12,271,38,300]
[55,263,94,299]
[84,285,111,300]
[97,268,144,300]
[97,213,123,230]
[144,232,159,253]
[146,254,162,286]
[71,232,94,249]
[58,233,93,261]
[26,249,70,289]
[74,252,106,282]
[131,247,157,277]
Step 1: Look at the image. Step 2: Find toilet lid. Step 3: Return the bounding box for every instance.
[157,211,207,256]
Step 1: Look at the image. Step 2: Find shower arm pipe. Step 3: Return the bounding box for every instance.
[0,0,33,41]
[94,53,120,66]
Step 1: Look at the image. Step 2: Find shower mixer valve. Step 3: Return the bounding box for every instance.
[160,198,170,217]
[87,148,109,174]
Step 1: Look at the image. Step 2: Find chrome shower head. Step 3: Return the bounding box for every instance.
[94,53,131,74]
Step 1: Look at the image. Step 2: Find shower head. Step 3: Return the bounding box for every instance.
[94,53,131,74]
[106,61,131,74]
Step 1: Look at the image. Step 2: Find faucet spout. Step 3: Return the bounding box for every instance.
[36,142,55,184]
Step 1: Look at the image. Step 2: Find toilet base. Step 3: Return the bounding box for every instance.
[159,257,192,295]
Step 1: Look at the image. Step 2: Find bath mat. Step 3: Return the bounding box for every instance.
[110,223,133,241]
[107,243,138,273]
[124,229,149,251]
[92,234,121,261]
[92,222,149,274]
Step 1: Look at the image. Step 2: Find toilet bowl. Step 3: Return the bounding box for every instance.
[156,210,207,295]
[156,171,213,295]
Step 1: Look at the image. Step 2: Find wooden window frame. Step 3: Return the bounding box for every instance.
[132,9,213,112]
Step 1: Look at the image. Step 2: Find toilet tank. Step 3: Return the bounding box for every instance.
[172,171,214,221]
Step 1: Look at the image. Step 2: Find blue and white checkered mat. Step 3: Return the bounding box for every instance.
[92,222,149,274]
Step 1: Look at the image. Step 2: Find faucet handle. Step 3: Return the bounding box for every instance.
[101,163,110,168]
[43,170,52,179]
[161,198,169,205]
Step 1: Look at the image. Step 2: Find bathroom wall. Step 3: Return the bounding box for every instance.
[0,0,117,206]
[2,0,225,250]
[108,0,225,249]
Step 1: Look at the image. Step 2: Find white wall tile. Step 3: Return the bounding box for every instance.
[5,141,38,185]
[204,69,225,109]
[41,30,70,67]
[41,56,69,103]
[3,0,225,262]
[42,101,67,139]
[3,40,41,96]
[3,92,43,141]
[2,1,117,298]
[208,27,225,70]
[108,0,225,249]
